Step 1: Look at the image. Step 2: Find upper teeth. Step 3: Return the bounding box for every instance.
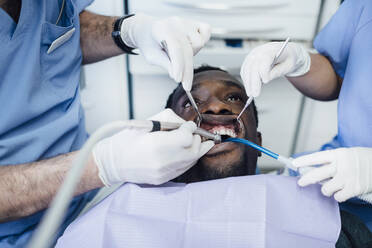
[212,128,237,138]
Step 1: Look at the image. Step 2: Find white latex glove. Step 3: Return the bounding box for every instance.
[240,42,311,97]
[93,121,214,186]
[121,13,211,91]
[292,147,372,202]
[148,108,186,124]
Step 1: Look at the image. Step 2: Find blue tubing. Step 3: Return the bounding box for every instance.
[225,138,279,159]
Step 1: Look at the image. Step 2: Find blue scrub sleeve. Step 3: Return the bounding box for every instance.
[313,0,364,78]
[72,0,94,13]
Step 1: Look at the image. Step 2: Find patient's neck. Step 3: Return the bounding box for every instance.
[172,159,253,184]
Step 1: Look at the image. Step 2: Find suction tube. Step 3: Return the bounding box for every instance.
[224,138,295,170]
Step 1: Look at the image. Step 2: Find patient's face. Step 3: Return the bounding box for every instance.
[169,70,261,183]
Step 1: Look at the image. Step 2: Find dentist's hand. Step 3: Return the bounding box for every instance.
[240,42,311,97]
[292,147,372,202]
[148,108,186,124]
[93,121,214,186]
[121,13,211,91]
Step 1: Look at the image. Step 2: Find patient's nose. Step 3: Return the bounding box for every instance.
[202,98,232,115]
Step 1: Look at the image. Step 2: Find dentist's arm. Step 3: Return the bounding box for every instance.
[287,53,342,101]
[79,11,211,89]
[0,110,213,222]
[240,42,342,100]
[0,152,103,223]
[79,11,122,64]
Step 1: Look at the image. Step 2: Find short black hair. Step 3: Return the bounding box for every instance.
[165,65,259,127]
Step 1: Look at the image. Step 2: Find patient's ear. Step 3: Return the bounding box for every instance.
[256,131,262,157]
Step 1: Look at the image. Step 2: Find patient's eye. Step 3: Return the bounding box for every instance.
[227,94,243,102]
[183,101,191,108]
[182,99,201,109]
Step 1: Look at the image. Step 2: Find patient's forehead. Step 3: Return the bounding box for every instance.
[192,70,243,90]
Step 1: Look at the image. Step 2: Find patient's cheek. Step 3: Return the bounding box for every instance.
[175,108,197,122]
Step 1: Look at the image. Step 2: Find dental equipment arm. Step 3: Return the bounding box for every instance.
[28,119,217,248]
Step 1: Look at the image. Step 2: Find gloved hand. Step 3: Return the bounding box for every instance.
[93,121,214,186]
[148,108,186,123]
[240,42,311,97]
[121,13,211,91]
[292,147,372,202]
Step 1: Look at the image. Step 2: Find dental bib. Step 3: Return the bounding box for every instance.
[56,175,340,248]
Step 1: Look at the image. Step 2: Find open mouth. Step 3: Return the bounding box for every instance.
[198,114,245,155]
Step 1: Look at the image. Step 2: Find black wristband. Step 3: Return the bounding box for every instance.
[112,15,137,55]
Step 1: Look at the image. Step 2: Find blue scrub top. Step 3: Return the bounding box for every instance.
[0,0,98,247]
[314,0,372,231]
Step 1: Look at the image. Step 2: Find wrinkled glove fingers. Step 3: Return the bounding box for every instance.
[187,30,206,55]
[321,178,344,197]
[196,22,211,45]
[148,108,186,123]
[257,55,275,84]
[173,121,197,148]
[293,150,334,168]
[240,57,252,97]
[249,63,263,97]
[157,34,184,83]
[178,35,194,92]
[334,190,352,203]
[298,163,336,187]
[147,47,172,77]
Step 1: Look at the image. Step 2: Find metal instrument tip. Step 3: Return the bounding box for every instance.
[186,91,202,127]
[237,96,254,121]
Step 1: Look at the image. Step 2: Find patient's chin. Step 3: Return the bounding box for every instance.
[172,146,256,183]
[202,141,245,162]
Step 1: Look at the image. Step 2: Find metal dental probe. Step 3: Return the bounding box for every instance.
[154,121,221,143]
[236,96,254,121]
[186,91,203,127]
[270,37,290,68]
[237,37,291,121]
[160,40,202,127]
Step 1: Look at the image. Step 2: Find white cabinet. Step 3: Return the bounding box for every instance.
[129,0,321,40]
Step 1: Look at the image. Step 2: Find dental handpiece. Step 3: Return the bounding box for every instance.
[151,120,221,143]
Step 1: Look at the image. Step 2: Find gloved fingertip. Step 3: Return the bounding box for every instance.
[200,140,214,155]
[173,70,182,83]
[204,140,215,149]
[181,121,197,131]
[334,195,345,203]
[334,192,348,203]
[321,187,332,197]
[297,178,308,187]
[291,158,308,168]
[251,86,261,98]
[182,78,192,92]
